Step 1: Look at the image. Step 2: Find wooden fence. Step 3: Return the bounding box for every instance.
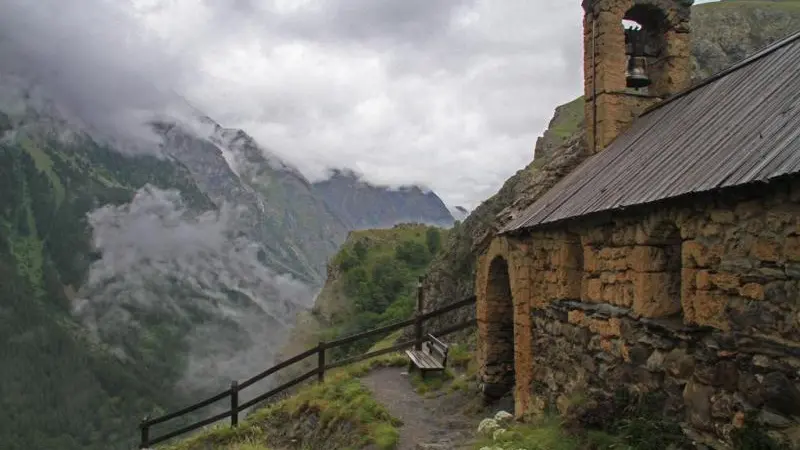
[138,293,476,448]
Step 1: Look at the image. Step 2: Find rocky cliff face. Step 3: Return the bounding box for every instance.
[153,118,348,285]
[691,0,800,80]
[417,0,800,333]
[532,96,585,163]
[312,169,455,230]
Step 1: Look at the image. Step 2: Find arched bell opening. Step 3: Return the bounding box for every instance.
[481,256,516,400]
[622,4,669,94]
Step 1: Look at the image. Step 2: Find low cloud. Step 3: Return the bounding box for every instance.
[74,186,316,395]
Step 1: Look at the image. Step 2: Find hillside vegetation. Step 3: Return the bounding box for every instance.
[0,128,211,450]
[279,224,448,372]
[162,353,410,450]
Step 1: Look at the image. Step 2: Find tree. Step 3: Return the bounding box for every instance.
[353,240,368,259]
[425,228,442,254]
[395,241,430,269]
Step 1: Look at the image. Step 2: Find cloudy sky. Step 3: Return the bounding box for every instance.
[0,0,717,209]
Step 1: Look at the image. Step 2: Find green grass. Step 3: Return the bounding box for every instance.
[472,415,639,450]
[447,343,474,370]
[20,139,65,208]
[10,235,44,296]
[367,330,404,352]
[409,369,453,395]
[473,416,583,450]
[163,352,408,450]
[548,96,585,141]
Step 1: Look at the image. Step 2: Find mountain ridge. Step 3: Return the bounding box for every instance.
[312,168,455,230]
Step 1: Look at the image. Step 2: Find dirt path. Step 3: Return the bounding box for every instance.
[360,367,478,450]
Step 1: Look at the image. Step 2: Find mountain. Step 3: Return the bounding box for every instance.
[0,72,452,449]
[414,0,800,335]
[312,169,455,230]
[151,116,348,286]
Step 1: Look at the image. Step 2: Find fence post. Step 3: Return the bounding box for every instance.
[414,277,424,350]
[317,341,326,382]
[416,275,425,312]
[230,380,239,427]
[139,416,149,449]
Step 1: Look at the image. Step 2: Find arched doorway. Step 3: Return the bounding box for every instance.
[481,256,515,400]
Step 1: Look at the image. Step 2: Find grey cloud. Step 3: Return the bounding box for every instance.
[257,0,476,47]
[75,186,315,394]
[0,0,191,151]
[3,0,586,209]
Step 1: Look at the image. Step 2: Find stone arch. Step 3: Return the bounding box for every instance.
[632,220,683,318]
[480,255,516,399]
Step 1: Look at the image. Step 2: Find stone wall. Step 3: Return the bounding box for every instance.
[475,176,800,448]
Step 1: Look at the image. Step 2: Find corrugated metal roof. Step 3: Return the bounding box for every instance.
[502,31,800,234]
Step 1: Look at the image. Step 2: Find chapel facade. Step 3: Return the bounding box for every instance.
[475,0,800,446]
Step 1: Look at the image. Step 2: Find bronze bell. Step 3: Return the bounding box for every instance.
[624,26,652,89]
[626,55,651,88]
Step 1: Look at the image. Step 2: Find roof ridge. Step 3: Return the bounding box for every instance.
[641,28,800,117]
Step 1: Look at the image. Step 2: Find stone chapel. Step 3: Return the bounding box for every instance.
[475,0,800,446]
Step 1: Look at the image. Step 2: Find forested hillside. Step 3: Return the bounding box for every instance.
[278,224,448,377]
[0,122,212,449]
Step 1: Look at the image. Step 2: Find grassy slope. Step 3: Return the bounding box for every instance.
[162,353,409,450]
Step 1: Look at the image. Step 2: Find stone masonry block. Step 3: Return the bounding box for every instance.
[709,209,736,225]
[682,240,722,268]
[629,245,670,272]
[584,246,599,272]
[739,283,765,301]
[696,270,711,290]
[588,317,622,338]
[786,236,800,262]
[710,272,741,291]
[586,278,603,302]
[633,272,681,318]
[685,290,729,331]
[751,238,780,262]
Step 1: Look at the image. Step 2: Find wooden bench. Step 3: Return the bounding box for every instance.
[406,334,449,378]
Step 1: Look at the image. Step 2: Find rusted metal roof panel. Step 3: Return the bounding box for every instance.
[503,31,800,234]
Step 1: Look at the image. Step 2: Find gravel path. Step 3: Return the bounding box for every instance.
[360,367,478,450]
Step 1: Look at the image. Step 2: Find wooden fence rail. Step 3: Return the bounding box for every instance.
[138,289,476,448]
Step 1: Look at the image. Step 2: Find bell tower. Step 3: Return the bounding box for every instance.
[583,0,693,152]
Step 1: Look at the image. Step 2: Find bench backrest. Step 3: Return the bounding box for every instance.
[423,333,449,366]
